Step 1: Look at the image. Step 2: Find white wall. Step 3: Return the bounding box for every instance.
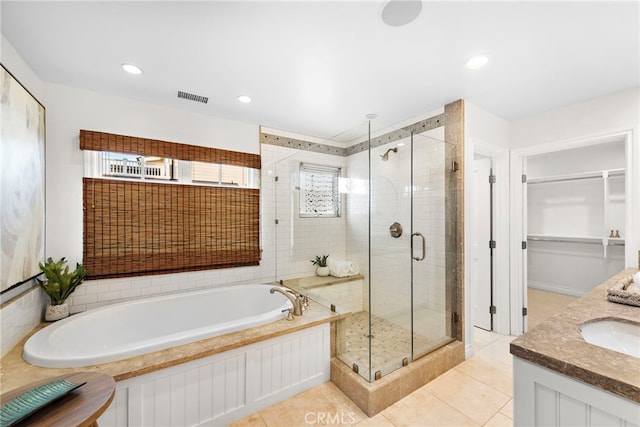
[510,88,640,148]
[43,84,280,314]
[464,102,511,343]
[1,35,43,101]
[44,82,260,266]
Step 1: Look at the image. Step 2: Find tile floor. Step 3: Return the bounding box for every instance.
[230,328,514,427]
[230,289,574,427]
[527,288,578,329]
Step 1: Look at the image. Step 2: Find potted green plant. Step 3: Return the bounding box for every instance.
[311,255,330,277]
[38,257,87,321]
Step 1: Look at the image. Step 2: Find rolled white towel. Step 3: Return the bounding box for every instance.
[328,259,359,277]
[348,262,360,276]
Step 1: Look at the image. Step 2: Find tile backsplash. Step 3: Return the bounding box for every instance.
[1,286,45,356]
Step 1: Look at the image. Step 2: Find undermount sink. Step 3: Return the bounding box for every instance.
[580,319,640,358]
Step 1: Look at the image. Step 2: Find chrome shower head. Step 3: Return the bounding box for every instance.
[380,147,398,161]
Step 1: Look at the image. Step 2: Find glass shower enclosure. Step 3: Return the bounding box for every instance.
[265,120,457,382]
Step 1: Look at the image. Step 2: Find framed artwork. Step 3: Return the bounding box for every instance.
[0,64,46,294]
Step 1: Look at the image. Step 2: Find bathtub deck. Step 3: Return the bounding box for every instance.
[0,298,338,394]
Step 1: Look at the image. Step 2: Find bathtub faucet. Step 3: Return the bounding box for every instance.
[270,287,304,316]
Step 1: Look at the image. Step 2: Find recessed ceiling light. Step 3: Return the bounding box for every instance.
[122,63,143,75]
[381,0,422,27]
[238,95,252,104]
[465,55,489,70]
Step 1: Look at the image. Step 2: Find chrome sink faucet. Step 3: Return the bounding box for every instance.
[270,287,304,316]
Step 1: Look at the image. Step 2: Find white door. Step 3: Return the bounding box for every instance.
[471,158,492,330]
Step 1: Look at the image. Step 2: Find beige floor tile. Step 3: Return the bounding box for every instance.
[455,356,513,396]
[315,382,368,424]
[258,386,346,426]
[484,412,513,427]
[382,388,480,427]
[353,413,395,427]
[473,327,501,352]
[228,413,267,427]
[423,369,510,426]
[475,336,515,367]
[499,399,513,419]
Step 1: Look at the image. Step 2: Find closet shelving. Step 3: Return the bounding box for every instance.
[526,168,625,257]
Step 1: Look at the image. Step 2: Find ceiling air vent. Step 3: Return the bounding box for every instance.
[177,90,209,104]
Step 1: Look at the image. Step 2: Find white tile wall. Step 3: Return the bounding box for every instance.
[363,135,449,334]
[262,144,348,281]
[0,286,45,356]
[67,266,276,314]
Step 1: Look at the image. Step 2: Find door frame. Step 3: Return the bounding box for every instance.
[464,140,510,355]
[509,129,638,335]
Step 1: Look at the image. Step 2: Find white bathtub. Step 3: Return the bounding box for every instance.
[23,284,292,368]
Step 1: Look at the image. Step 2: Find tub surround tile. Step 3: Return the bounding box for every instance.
[0,298,337,395]
[510,268,640,403]
[444,99,465,345]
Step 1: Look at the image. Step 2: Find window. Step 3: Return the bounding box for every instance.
[191,161,251,187]
[91,152,259,188]
[299,163,341,217]
[79,130,261,279]
[102,152,176,180]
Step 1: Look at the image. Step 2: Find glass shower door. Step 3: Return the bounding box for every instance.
[368,131,456,379]
[410,133,456,360]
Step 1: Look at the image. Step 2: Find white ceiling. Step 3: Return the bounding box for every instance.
[1,1,638,141]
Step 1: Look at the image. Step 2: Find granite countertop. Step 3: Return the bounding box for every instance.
[0,299,337,395]
[510,268,640,403]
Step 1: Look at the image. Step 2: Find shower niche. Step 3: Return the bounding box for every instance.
[261,101,465,415]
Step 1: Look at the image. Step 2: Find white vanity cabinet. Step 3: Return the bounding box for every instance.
[513,357,640,427]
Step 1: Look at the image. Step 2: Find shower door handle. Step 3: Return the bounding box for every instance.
[412,232,426,261]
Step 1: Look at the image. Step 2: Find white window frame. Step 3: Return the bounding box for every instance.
[298,162,341,218]
[84,151,259,189]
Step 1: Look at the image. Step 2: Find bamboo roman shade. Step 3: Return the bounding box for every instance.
[80,130,261,169]
[80,130,261,279]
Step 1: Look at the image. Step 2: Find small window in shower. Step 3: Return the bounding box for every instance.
[299,163,341,218]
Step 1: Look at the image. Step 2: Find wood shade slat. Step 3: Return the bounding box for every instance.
[80,130,261,169]
[83,178,260,279]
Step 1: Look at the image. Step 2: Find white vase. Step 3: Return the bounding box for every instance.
[316,266,330,277]
[45,303,69,321]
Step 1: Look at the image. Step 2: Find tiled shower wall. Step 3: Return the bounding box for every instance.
[261,143,348,281]
[264,117,450,336]
[362,131,448,335]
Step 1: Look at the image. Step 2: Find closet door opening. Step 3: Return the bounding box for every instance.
[523,140,627,330]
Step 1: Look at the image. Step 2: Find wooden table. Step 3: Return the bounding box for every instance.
[1,371,115,427]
